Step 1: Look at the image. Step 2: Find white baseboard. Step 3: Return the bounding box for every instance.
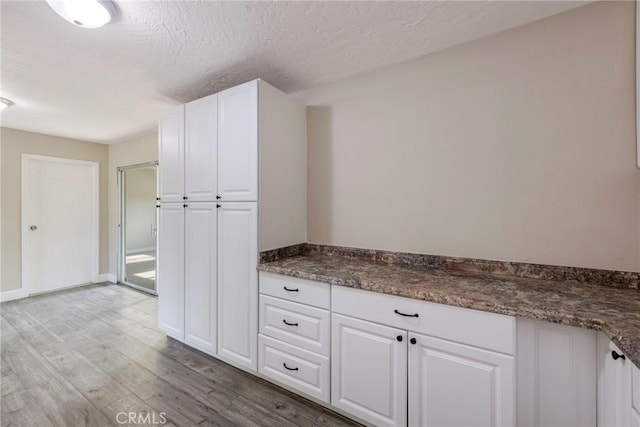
[125,247,156,255]
[94,273,117,283]
[0,288,29,303]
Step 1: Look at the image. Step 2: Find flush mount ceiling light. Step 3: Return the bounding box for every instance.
[0,98,13,111]
[45,0,118,29]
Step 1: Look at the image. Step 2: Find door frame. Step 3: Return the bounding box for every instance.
[21,154,100,296]
[117,161,159,295]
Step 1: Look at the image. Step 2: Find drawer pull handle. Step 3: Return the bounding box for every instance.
[394,309,419,318]
[612,350,626,361]
[283,286,299,292]
[282,319,299,327]
[283,363,298,371]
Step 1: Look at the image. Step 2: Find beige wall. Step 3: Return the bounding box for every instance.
[107,133,157,275]
[0,128,109,292]
[299,1,640,272]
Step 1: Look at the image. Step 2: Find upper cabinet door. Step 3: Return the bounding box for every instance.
[217,80,258,202]
[408,332,515,427]
[331,313,407,427]
[158,106,185,202]
[185,95,218,202]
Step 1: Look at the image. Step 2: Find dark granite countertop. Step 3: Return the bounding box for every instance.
[257,248,640,367]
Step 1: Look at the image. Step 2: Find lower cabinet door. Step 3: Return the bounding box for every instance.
[632,363,640,426]
[157,203,185,339]
[408,332,515,427]
[597,333,632,427]
[331,313,407,427]
[217,202,258,372]
[184,203,217,355]
[517,318,597,427]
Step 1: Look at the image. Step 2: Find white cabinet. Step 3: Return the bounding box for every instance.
[185,95,218,202]
[157,79,306,375]
[258,273,331,403]
[517,318,597,427]
[183,203,217,354]
[331,286,515,427]
[217,80,258,202]
[598,332,640,427]
[332,313,408,427]
[157,204,184,338]
[408,332,515,427]
[158,106,184,203]
[632,362,640,426]
[217,202,258,371]
[159,96,218,203]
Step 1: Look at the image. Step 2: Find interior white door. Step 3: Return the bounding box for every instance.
[158,106,185,203]
[157,203,185,339]
[408,332,515,427]
[216,202,258,372]
[331,313,407,427]
[217,80,258,202]
[185,94,217,202]
[23,155,97,294]
[184,203,217,355]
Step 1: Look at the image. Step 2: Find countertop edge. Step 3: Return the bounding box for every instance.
[257,263,640,367]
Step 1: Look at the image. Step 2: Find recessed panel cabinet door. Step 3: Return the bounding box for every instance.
[184,203,217,355]
[217,80,258,202]
[157,204,184,339]
[597,333,631,427]
[408,332,515,427]
[217,202,258,372]
[331,313,407,427]
[158,106,185,202]
[517,318,597,427]
[185,95,217,202]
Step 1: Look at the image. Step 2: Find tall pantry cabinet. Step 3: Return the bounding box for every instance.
[157,79,307,373]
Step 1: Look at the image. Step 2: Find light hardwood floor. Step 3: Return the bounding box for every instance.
[0,283,359,427]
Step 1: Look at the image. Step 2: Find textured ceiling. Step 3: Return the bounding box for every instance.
[1,1,588,144]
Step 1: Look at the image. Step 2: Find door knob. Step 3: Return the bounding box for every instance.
[30,225,38,231]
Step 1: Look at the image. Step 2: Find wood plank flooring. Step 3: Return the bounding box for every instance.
[1,283,360,427]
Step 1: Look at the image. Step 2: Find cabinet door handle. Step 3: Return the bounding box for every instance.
[283,363,298,371]
[283,286,299,292]
[183,196,188,200]
[216,195,221,200]
[216,204,221,208]
[394,309,419,318]
[612,350,626,361]
[396,335,403,342]
[410,337,417,345]
[282,319,299,327]
[183,204,188,208]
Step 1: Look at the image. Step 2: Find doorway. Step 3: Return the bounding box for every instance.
[22,154,99,295]
[118,162,158,295]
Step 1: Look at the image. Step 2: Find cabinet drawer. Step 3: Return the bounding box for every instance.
[259,295,330,356]
[259,272,330,309]
[258,334,330,403]
[332,286,515,355]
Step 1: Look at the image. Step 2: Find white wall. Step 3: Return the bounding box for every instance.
[108,133,158,275]
[298,1,640,272]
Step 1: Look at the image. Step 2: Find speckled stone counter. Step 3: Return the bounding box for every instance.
[257,246,640,367]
